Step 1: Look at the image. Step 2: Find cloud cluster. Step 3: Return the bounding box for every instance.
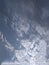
[11,14,30,37]
[0,0,49,65]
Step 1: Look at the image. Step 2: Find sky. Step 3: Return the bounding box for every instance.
[0,0,49,65]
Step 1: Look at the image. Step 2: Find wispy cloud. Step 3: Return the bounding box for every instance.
[0,32,4,42]
[11,16,30,37]
[4,38,14,52]
[41,8,49,20]
[0,31,14,52]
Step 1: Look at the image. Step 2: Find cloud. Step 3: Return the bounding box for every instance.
[1,61,20,65]
[1,32,48,65]
[20,39,31,49]
[1,0,49,65]
[1,19,49,65]
[36,25,46,35]
[0,31,14,52]
[11,15,30,37]
[0,32,4,42]
[41,8,49,20]
[4,38,14,52]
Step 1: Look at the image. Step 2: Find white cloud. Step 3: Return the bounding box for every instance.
[15,49,27,61]
[36,25,46,35]
[0,32,4,42]
[20,39,31,50]
[4,38,14,52]
[35,39,47,65]
[1,35,48,65]
[1,61,20,65]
